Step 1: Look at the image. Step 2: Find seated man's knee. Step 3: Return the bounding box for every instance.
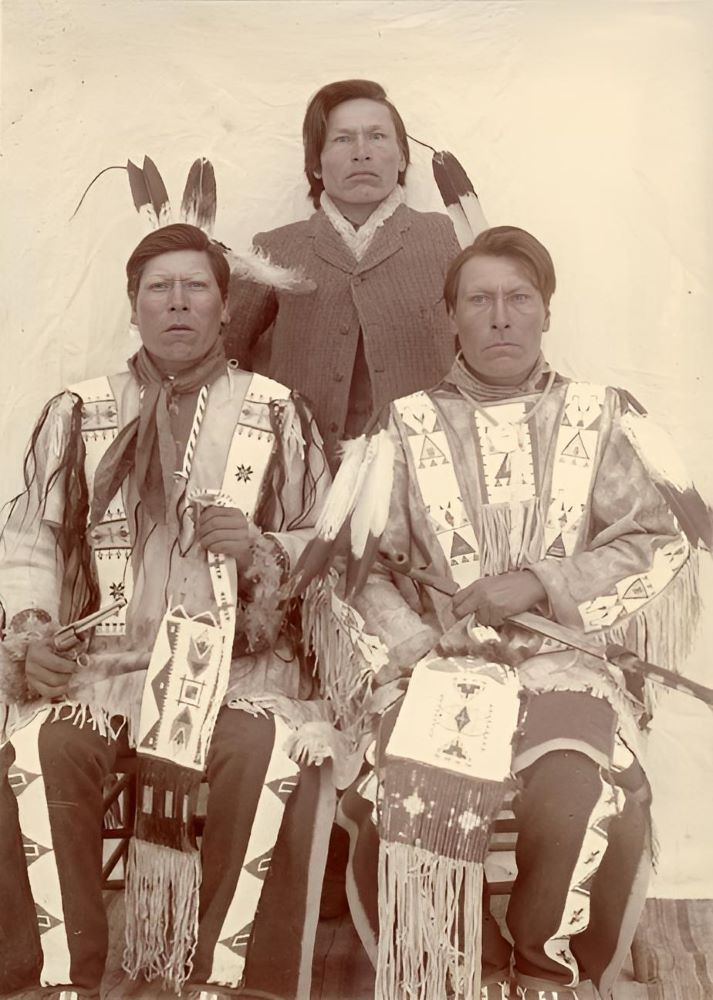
[38,713,114,791]
[205,708,277,783]
[514,750,604,841]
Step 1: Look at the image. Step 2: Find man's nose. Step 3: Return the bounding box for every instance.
[352,134,371,159]
[490,294,510,330]
[168,279,188,310]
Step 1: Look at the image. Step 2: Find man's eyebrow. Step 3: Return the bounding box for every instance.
[144,270,210,278]
[328,124,391,134]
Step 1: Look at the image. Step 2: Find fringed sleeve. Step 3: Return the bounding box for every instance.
[527,389,700,674]
[0,390,85,625]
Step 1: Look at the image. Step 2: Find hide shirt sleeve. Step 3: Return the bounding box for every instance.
[0,392,77,625]
[526,390,692,638]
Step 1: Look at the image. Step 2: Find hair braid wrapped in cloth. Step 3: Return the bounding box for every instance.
[375,654,520,1000]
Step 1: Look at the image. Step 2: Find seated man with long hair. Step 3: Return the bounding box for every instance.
[0,223,337,1000]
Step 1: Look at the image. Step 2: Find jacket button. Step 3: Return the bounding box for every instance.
[329,422,339,433]
[334,372,344,382]
[352,276,362,286]
[339,325,349,335]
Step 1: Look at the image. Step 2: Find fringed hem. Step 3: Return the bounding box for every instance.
[480,498,544,576]
[1,698,135,748]
[376,841,484,1000]
[123,838,201,992]
[48,700,131,742]
[603,552,701,713]
[604,551,701,675]
[302,579,381,733]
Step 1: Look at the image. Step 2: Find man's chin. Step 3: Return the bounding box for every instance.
[463,357,531,387]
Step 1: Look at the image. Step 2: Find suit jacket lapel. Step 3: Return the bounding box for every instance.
[356,204,411,274]
[310,211,357,273]
[309,203,413,274]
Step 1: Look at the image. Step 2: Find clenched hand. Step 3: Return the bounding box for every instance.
[25,638,77,699]
[195,505,253,572]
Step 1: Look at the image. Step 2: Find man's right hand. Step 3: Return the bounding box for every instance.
[25,638,77,699]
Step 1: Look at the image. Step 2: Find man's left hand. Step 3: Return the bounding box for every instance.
[451,570,546,627]
[195,506,253,573]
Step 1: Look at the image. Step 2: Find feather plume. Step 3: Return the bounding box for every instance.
[345,429,395,595]
[225,245,315,295]
[432,150,488,249]
[349,430,394,559]
[140,155,172,227]
[180,158,217,234]
[126,157,171,229]
[126,158,153,222]
[290,436,372,594]
[620,409,713,550]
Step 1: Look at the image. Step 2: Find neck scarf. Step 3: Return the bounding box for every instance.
[444,350,553,402]
[91,339,227,527]
[320,185,405,261]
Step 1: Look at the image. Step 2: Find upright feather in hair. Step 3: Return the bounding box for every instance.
[140,156,172,227]
[126,157,171,229]
[407,134,488,249]
[180,158,217,234]
[72,155,314,293]
[126,159,153,223]
[431,150,488,249]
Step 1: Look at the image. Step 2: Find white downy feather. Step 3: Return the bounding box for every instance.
[350,430,395,558]
[313,435,371,540]
[227,246,315,293]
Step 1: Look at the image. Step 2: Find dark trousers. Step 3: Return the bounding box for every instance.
[341,748,650,997]
[1,708,326,998]
[483,750,650,994]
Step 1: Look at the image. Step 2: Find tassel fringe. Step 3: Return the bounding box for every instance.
[123,839,201,992]
[605,552,701,685]
[302,579,386,732]
[376,842,484,1000]
[480,499,544,576]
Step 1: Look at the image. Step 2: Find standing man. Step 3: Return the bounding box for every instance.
[225,78,461,468]
[321,226,701,1000]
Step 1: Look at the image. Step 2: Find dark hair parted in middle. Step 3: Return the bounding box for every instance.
[302,79,410,209]
[444,226,557,313]
[126,223,231,303]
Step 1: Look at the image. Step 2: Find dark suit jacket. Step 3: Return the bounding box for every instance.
[224,203,461,460]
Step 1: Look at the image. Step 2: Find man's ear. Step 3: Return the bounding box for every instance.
[543,310,550,333]
[130,299,138,326]
[221,302,231,325]
[447,309,459,339]
[313,169,322,180]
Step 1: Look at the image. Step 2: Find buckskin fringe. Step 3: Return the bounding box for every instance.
[302,579,379,732]
[376,842,484,1000]
[377,760,508,1000]
[123,838,201,991]
[480,498,544,576]
[605,553,701,679]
